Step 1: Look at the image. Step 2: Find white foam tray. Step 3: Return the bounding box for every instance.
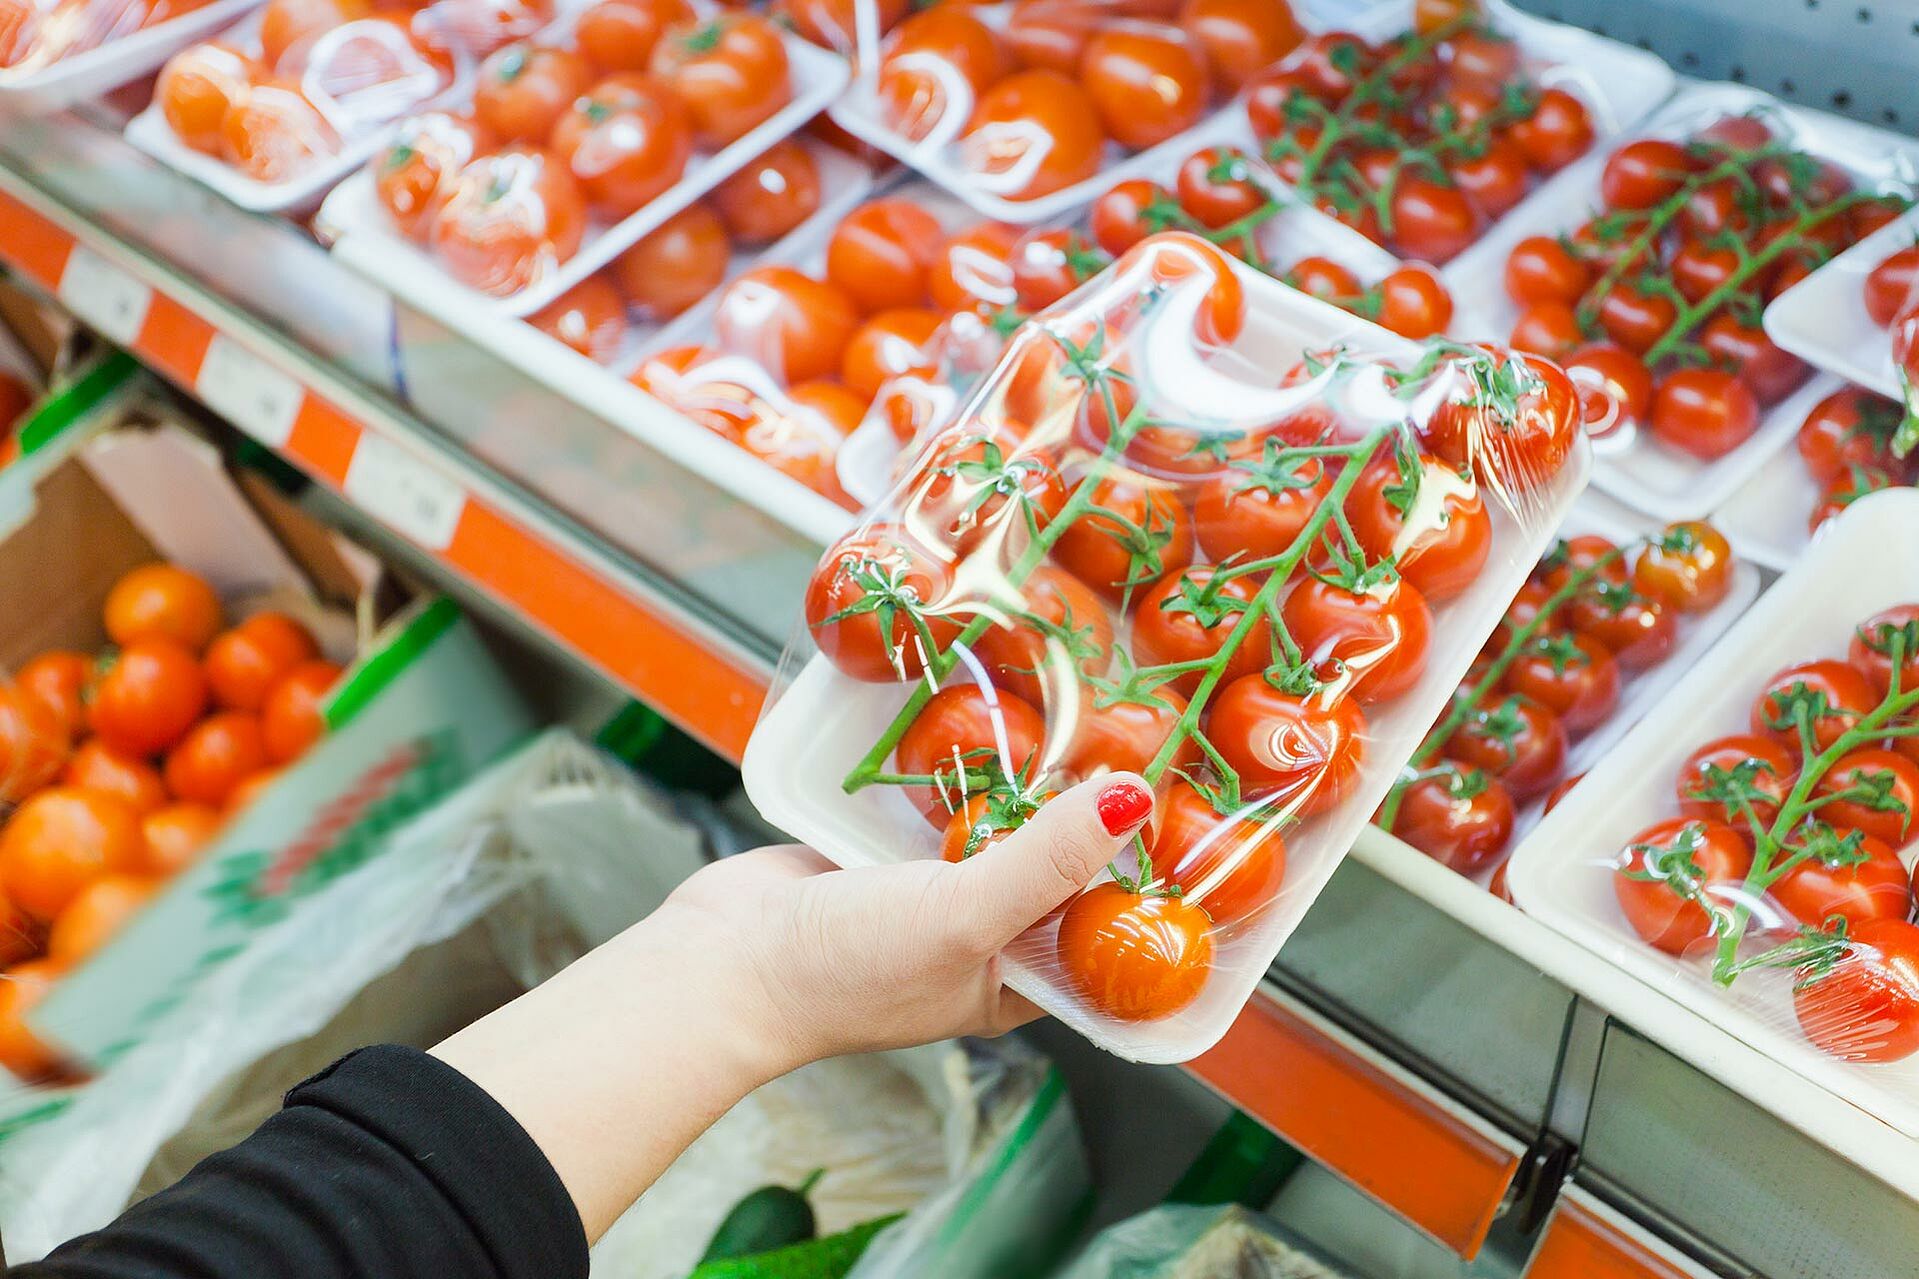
[1766,202,1919,403]
[745,255,1593,1063]
[1511,487,1919,1140]
[0,0,264,113]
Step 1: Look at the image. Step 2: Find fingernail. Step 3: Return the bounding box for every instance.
[1096,781,1153,837]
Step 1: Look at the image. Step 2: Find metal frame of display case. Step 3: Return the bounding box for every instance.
[5,22,1919,1267]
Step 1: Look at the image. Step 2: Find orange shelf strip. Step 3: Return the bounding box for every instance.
[1527,1193,1711,1279]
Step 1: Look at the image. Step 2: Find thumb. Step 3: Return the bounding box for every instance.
[954,774,1155,945]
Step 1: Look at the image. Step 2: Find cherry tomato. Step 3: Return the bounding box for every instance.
[1699,313,1808,408]
[165,712,270,808]
[1052,475,1195,602]
[261,661,339,763]
[1796,388,1908,485]
[61,740,165,816]
[1113,232,1247,346]
[613,202,729,319]
[904,420,1068,549]
[1537,534,1627,593]
[1814,748,1919,846]
[257,0,371,65]
[1207,674,1366,815]
[928,222,1023,313]
[1447,691,1566,798]
[1080,23,1208,152]
[1486,578,1565,654]
[1566,581,1675,670]
[1793,917,1919,1062]
[575,0,693,71]
[1650,368,1759,461]
[89,639,208,759]
[550,73,691,217]
[1599,138,1694,210]
[1564,341,1653,432]
[1865,245,1919,327]
[650,13,791,147]
[711,266,860,385]
[1288,31,1375,102]
[840,308,944,403]
[1347,449,1489,603]
[877,7,1008,141]
[1611,817,1752,955]
[1011,229,1108,309]
[1060,687,1194,778]
[962,69,1105,202]
[218,77,338,182]
[1391,762,1515,874]
[1594,282,1676,355]
[1193,446,1333,564]
[17,650,92,743]
[973,568,1112,709]
[1282,574,1432,703]
[1424,347,1579,495]
[1675,733,1796,833]
[1668,235,1738,305]
[1285,255,1359,303]
[1151,779,1285,924]
[528,276,627,362]
[1773,826,1910,929]
[139,802,222,877]
[894,683,1046,827]
[771,0,904,50]
[105,563,222,653]
[1090,178,1182,257]
[1850,197,1908,242]
[1503,631,1620,734]
[1133,566,1271,696]
[1058,879,1217,1023]
[704,138,818,247]
[157,42,255,155]
[372,111,490,239]
[1504,234,1592,308]
[1178,0,1299,92]
[1811,464,1900,533]
[431,148,587,294]
[1375,265,1453,340]
[938,784,1051,863]
[1508,301,1583,361]
[1750,659,1877,752]
[472,45,588,142]
[1448,137,1530,221]
[1632,521,1734,614]
[1413,0,1477,34]
[1174,145,1263,231]
[0,787,144,923]
[1508,87,1592,172]
[824,197,947,313]
[805,526,959,681]
[1850,604,1919,699]
[1387,177,1478,263]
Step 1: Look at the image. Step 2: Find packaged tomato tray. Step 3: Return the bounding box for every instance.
[124,0,553,210]
[314,0,849,315]
[1446,83,1919,523]
[742,231,1590,1060]
[1382,504,1757,888]
[1514,490,1919,1137]
[1765,203,1919,407]
[0,0,260,110]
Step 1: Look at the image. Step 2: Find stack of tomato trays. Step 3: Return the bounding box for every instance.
[1379,519,1743,888]
[745,232,1585,1053]
[1825,240,1919,523]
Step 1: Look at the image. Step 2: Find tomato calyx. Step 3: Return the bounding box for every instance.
[1156,565,1252,630]
[1818,763,1913,834]
[1260,660,1326,700]
[1227,437,1332,500]
[1756,680,1853,744]
[1857,616,1919,666]
[1682,758,1783,831]
[818,552,947,671]
[1524,631,1590,677]
[953,777,1049,862]
[1079,487,1192,609]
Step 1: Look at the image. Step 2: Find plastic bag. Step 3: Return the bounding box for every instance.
[1381,509,1755,887]
[1053,1203,1352,1279]
[1512,491,1919,1139]
[744,230,1589,1061]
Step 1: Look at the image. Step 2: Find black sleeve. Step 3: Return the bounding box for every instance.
[13,1045,589,1279]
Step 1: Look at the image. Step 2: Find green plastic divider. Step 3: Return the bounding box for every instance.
[16,350,139,455]
[322,597,460,730]
[1165,1110,1307,1210]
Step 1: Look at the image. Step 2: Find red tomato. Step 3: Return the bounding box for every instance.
[1282,574,1432,703]
[165,712,269,807]
[1449,136,1530,221]
[1750,659,1877,752]
[1374,265,1453,339]
[1391,763,1516,874]
[1675,733,1796,833]
[1814,748,1919,846]
[1179,0,1300,92]
[1192,447,1333,564]
[1612,817,1752,955]
[649,13,791,148]
[1150,779,1285,924]
[613,202,730,319]
[1080,24,1208,152]
[1649,369,1759,461]
[1700,313,1808,409]
[711,266,860,385]
[1811,464,1900,533]
[1537,534,1627,592]
[1346,449,1490,603]
[1773,826,1910,929]
[1387,177,1478,263]
[1447,692,1566,799]
[430,149,587,294]
[1667,236,1737,306]
[1564,342,1653,432]
[1793,918,1919,1062]
[17,650,91,743]
[104,563,222,653]
[1132,567,1272,696]
[1595,281,1676,355]
[877,7,1009,141]
[825,197,948,313]
[1206,674,1366,815]
[1423,347,1578,494]
[528,276,627,362]
[1057,882,1213,1020]
[1285,255,1360,303]
[1089,178,1181,257]
[902,420,1068,548]
[1566,581,1675,670]
[1051,475,1194,602]
[1851,604,1919,698]
[1011,228,1108,309]
[1502,631,1620,734]
[1508,301,1583,361]
[961,69,1105,202]
[1503,235,1591,308]
[372,111,490,240]
[707,138,819,246]
[938,784,1051,863]
[575,0,693,71]
[805,526,960,681]
[1060,687,1194,778]
[550,73,691,217]
[894,683,1046,827]
[90,639,208,758]
[157,41,255,155]
[1287,30,1375,101]
[1631,521,1734,614]
[1173,145,1264,231]
[1796,388,1908,485]
[218,77,341,183]
[261,661,338,763]
[1599,138,1694,210]
[1866,245,1919,327]
[840,308,944,403]
[927,222,1023,313]
[1508,87,1593,172]
[472,45,588,142]
[1111,232,1247,346]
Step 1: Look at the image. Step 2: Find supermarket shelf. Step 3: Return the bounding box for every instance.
[1525,1185,1719,1279]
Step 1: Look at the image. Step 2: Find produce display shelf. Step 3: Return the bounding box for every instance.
[1524,1185,1719,1279]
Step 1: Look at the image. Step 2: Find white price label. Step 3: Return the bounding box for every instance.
[345,433,465,551]
[58,247,151,345]
[196,335,301,447]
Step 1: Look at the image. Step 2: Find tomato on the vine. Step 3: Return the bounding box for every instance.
[805,526,959,682]
[1669,236,1739,304]
[1595,282,1677,355]
[1282,573,1433,704]
[1391,762,1515,875]
[1850,604,1919,698]
[1598,138,1694,210]
[1151,779,1286,925]
[1132,566,1271,696]
[1772,825,1911,929]
[1632,521,1734,613]
[1675,733,1796,833]
[1057,883,1213,1021]
[1173,145,1264,231]
[1011,229,1108,310]
[1346,449,1490,603]
[1423,347,1578,495]
[1537,534,1627,592]
[1750,659,1877,752]
[1375,265,1453,339]
[894,683,1046,828]
[1446,691,1566,799]
[1649,368,1759,461]
[1699,313,1808,408]
[1089,179,1182,257]
[974,566,1113,708]
[1387,177,1479,263]
[1508,301,1583,361]
[1814,748,1919,846]
[1611,817,1751,955]
[1865,245,1919,326]
[1508,87,1593,172]
[1112,232,1247,347]
[1051,475,1194,603]
[1502,631,1620,734]
[1795,387,1908,485]
[1448,137,1530,221]
[1060,686,1195,778]
[1192,443,1334,564]
[939,784,1051,863]
[1793,918,1919,1062]
[1504,234,1592,308]
[1564,342,1654,431]
[1206,673,1365,815]
[1811,464,1900,533]
[1081,25,1208,151]
[1566,580,1675,670]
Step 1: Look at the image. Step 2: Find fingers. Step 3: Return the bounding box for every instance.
[954,773,1154,946]
[984,985,1046,1036]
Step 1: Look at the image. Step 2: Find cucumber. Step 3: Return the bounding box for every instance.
[699,1170,826,1263]
[689,1214,905,1279]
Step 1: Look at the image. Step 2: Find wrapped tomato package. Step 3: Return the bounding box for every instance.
[125,0,542,210]
[315,0,850,315]
[1449,84,1917,524]
[826,0,1311,222]
[0,0,258,111]
[1764,200,1919,406]
[1513,490,1919,1137]
[744,232,1590,1059]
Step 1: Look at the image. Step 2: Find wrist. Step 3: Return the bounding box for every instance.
[636,901,810,1088]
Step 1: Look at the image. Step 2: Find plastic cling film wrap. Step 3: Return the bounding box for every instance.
[1512,490,1919,1138]
[0,0,213,72]
[745,232,1589,1061]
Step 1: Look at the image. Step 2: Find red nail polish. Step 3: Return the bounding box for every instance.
[1097,781,1153,836]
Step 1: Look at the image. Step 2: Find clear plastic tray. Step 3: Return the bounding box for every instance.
[1765,203,1919,402]
[0,0,264,113]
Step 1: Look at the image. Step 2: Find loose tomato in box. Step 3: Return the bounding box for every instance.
[0,418,534,1077]
[744,232,1589,1061]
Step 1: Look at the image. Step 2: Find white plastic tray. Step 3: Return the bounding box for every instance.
[1511,487,1919,1140]
[745,259,1594,1063]
[1766,203,1919,402]
[318,22,849,317]
[1449,82,1919,522]
[0,0,265,113]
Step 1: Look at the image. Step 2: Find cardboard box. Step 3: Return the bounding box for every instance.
[6,412,536,1073]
